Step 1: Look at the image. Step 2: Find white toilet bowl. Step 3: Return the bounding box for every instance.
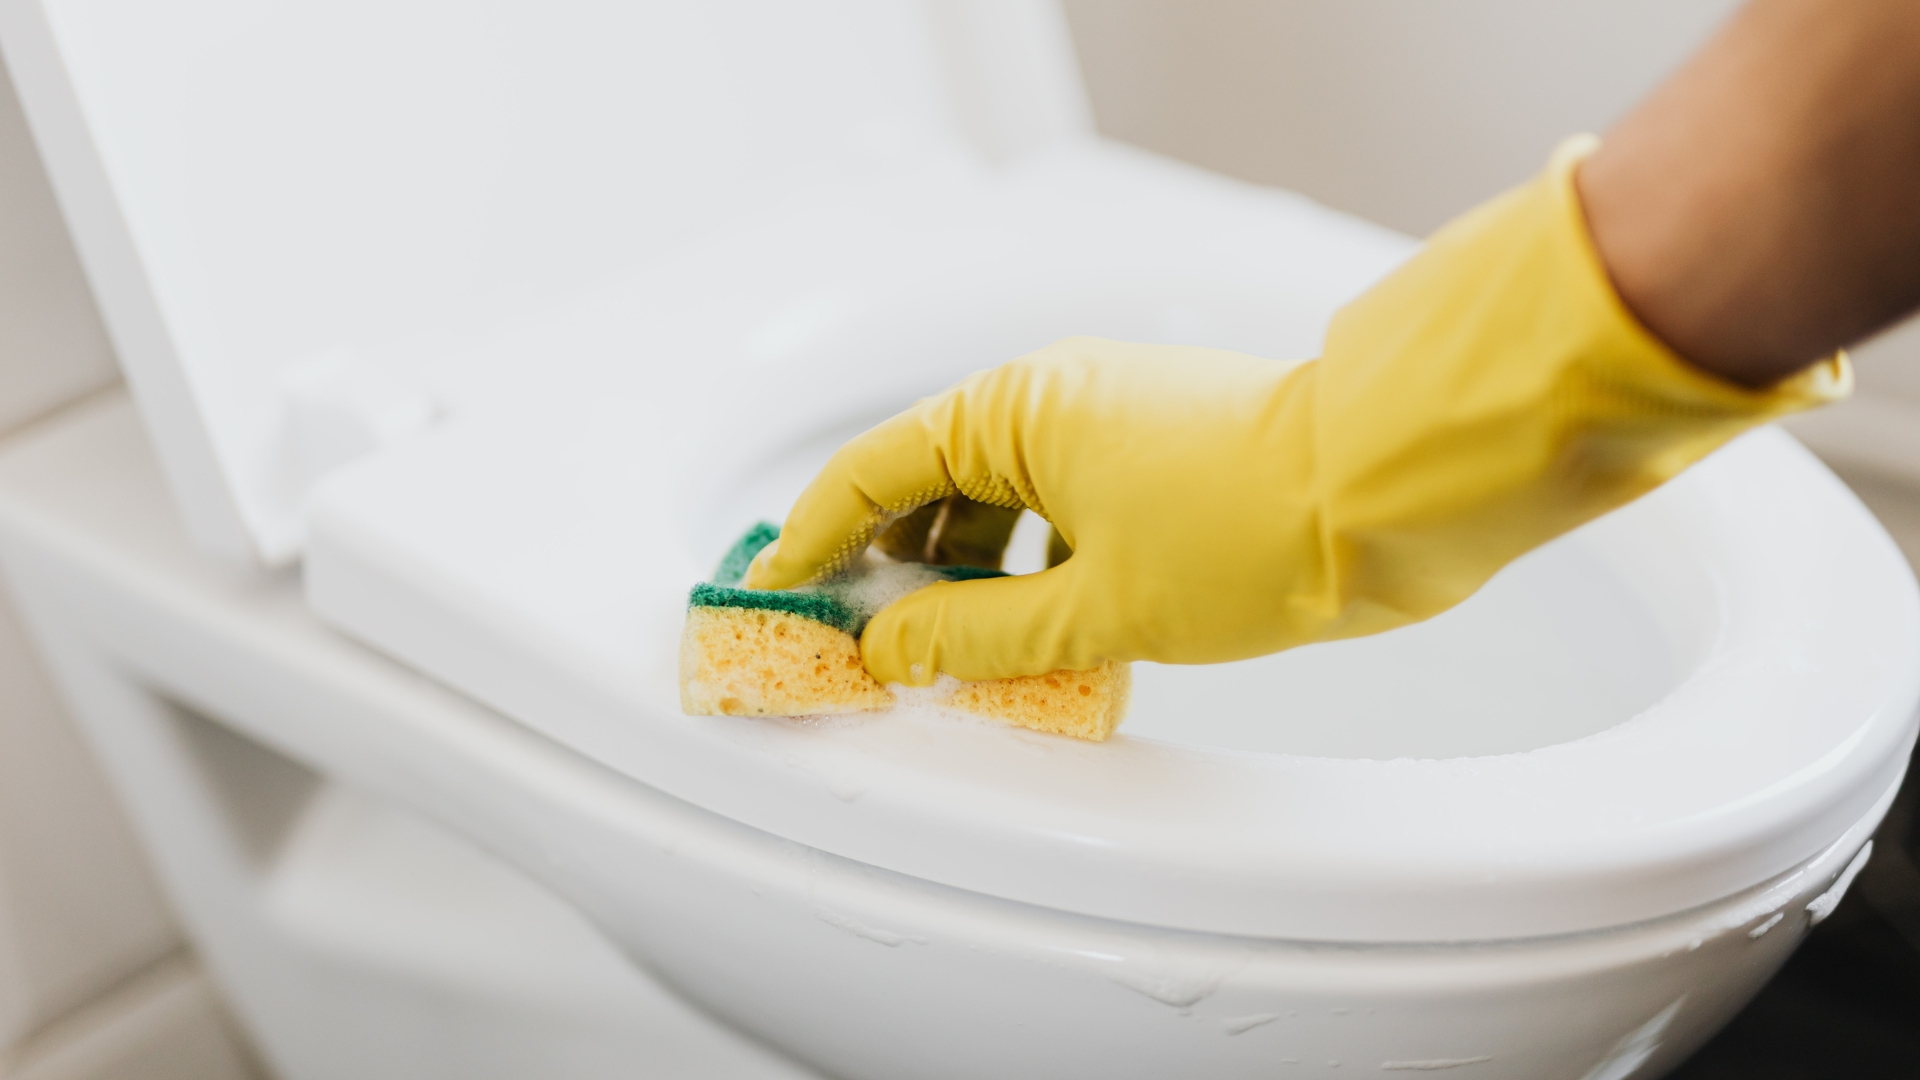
[0,387,1912,1080]
[0,1,1915,1077]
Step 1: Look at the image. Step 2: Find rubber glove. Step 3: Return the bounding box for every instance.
[747,137,1849,685]
[873,493,1023,570]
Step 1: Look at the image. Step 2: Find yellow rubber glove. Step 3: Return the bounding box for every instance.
[747,137,1849,685]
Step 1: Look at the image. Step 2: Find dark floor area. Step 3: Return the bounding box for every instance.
[1667,734,1920,1079]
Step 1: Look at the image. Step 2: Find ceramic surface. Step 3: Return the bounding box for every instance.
[305,163,1920,937]
[0,398,1904,1080]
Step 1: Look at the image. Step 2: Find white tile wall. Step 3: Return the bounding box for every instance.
[1063,0,1742,236]
[0,48,261,1080]
[0,53,113,434]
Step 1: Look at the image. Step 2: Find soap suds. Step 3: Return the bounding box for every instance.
[796,552,949,631]
[886,673,968,711]
[887,674,1037,735]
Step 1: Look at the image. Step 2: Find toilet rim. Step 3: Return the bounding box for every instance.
[5,390,1907,960]
[3,392,1904,1080]
[293,161,1920,945]
[308,369,1920,945]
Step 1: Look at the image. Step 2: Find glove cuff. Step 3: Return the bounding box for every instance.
[1545,134,1852,415]
[1303,135,1851,644]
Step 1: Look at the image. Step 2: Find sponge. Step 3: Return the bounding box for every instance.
[679,523,1129,740]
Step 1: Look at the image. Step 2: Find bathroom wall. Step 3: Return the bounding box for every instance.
[0,44,112,433]
[1064,0,1738,236]
[0,50,261,1080]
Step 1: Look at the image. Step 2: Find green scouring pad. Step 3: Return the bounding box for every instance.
[687,522,1006,635]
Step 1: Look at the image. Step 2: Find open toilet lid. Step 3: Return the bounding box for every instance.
[0,0,1089,564]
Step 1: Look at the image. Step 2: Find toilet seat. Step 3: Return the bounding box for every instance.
[300,144,1920,943]
[9,0,1916,950]
[307,170,1912,941]
[1,390,1907,1080]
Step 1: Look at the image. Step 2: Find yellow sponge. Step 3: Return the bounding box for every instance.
[679,523,1129,740]
[679,606,891,716]
[945,662,1130,741]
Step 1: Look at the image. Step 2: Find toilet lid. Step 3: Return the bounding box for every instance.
[0,0,1087,564]
[304,142,1920,943]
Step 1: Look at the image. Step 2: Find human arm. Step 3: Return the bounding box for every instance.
[1581,0,1920,387]
[743,0,1879,686]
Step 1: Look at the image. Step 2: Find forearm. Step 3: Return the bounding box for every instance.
[1579,0,1920,387]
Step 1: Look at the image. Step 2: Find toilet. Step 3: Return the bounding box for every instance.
[0,2,1914,1078]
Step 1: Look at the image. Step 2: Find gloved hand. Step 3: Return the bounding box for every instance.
[747,137,1849,686]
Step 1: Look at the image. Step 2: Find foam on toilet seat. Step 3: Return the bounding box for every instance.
[679,523,1130,740]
